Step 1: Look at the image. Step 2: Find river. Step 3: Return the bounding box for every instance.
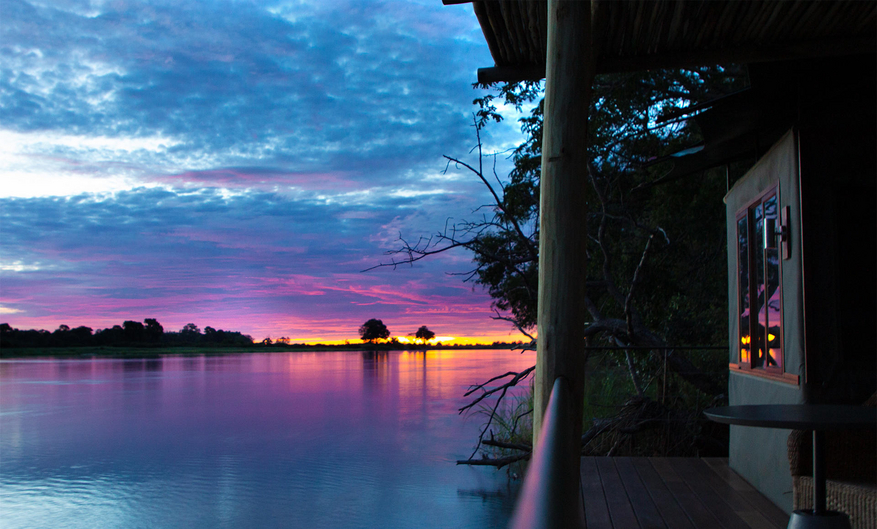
[0,349,534,528]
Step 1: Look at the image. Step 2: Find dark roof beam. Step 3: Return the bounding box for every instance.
[476,35,875,84]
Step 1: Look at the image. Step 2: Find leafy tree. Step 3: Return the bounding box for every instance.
[414,326,435,344]
[359,319,390,344]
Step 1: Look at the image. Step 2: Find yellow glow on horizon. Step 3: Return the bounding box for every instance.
[393,336,454,344]
[281,334,527,347]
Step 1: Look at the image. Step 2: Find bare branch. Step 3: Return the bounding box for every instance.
[459,365,535,459]
[510,407,533,434]
[443,154,537,263]
[624,231,658,340]
[613,336,645,398]
[459,366,535,409]
[466,385,509,460]
[491,309,535,343]
[360,238,471,272]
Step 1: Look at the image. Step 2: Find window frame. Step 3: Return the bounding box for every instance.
[734,185,786,377]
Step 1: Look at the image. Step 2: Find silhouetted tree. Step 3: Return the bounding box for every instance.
[123,320,145,342]
[95,325,124,345]
[359,319,390,343]
[180,323,200,335]
[69,326,93,346]
[144,318,163,342]
[0,320,253,350]
[415,326,435,344]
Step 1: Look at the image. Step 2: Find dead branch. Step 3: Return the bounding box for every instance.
[456,453,530,468]
[581,417,619,450]
[483,439,531,452]
[466,385,510,460]
[459,365,535,412]
[459,365,535,460]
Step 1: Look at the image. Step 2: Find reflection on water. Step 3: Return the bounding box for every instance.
[0,350,533,528]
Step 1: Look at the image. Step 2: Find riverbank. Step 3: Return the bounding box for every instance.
[0,342,527,358]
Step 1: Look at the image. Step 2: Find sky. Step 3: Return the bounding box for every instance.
[0,0,535,344]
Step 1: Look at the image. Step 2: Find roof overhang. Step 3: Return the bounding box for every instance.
[446,1,876,84]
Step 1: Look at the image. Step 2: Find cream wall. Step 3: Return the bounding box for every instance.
[724,129,805,513]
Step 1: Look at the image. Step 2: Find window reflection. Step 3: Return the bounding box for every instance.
[763,196,782,369]
[738,217,750,365]
[737,191,783,372]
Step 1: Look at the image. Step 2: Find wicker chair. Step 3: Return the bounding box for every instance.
[787,397,876,529]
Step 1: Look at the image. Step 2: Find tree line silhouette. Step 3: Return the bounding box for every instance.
[0,320,253,348]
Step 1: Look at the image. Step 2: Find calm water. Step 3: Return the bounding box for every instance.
[0,350,534,528]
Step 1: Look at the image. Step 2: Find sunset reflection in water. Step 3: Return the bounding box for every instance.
[0,350,534,528]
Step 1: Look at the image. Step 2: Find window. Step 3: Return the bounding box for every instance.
[737,189,783,372]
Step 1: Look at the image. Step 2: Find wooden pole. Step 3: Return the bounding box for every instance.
[534,0,594,453]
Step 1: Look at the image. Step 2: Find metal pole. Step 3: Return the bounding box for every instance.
[812,430,825,515]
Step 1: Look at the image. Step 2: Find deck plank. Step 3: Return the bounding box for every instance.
[701,457,789,528]
[702,458,750,491]
[613,457,667,528]
[649,457,724,528]
[671,458,754,529]
[581,457,613,528]
[685,457,781,529]
[630,458,695,529]
[596,457,640,528]
[578,457,789,529]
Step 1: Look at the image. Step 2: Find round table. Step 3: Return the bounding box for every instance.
[704,405,876,529]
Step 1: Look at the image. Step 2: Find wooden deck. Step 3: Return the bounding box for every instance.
[580,457,789,528]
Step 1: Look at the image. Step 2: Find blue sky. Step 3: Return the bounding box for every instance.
[0,0,533,342]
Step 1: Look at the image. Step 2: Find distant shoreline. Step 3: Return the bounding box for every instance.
[0,343,527,359]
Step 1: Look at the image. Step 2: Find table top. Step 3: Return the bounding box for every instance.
[703,404,877,430]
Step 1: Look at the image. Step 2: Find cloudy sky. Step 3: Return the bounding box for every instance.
[0,0,534,343]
